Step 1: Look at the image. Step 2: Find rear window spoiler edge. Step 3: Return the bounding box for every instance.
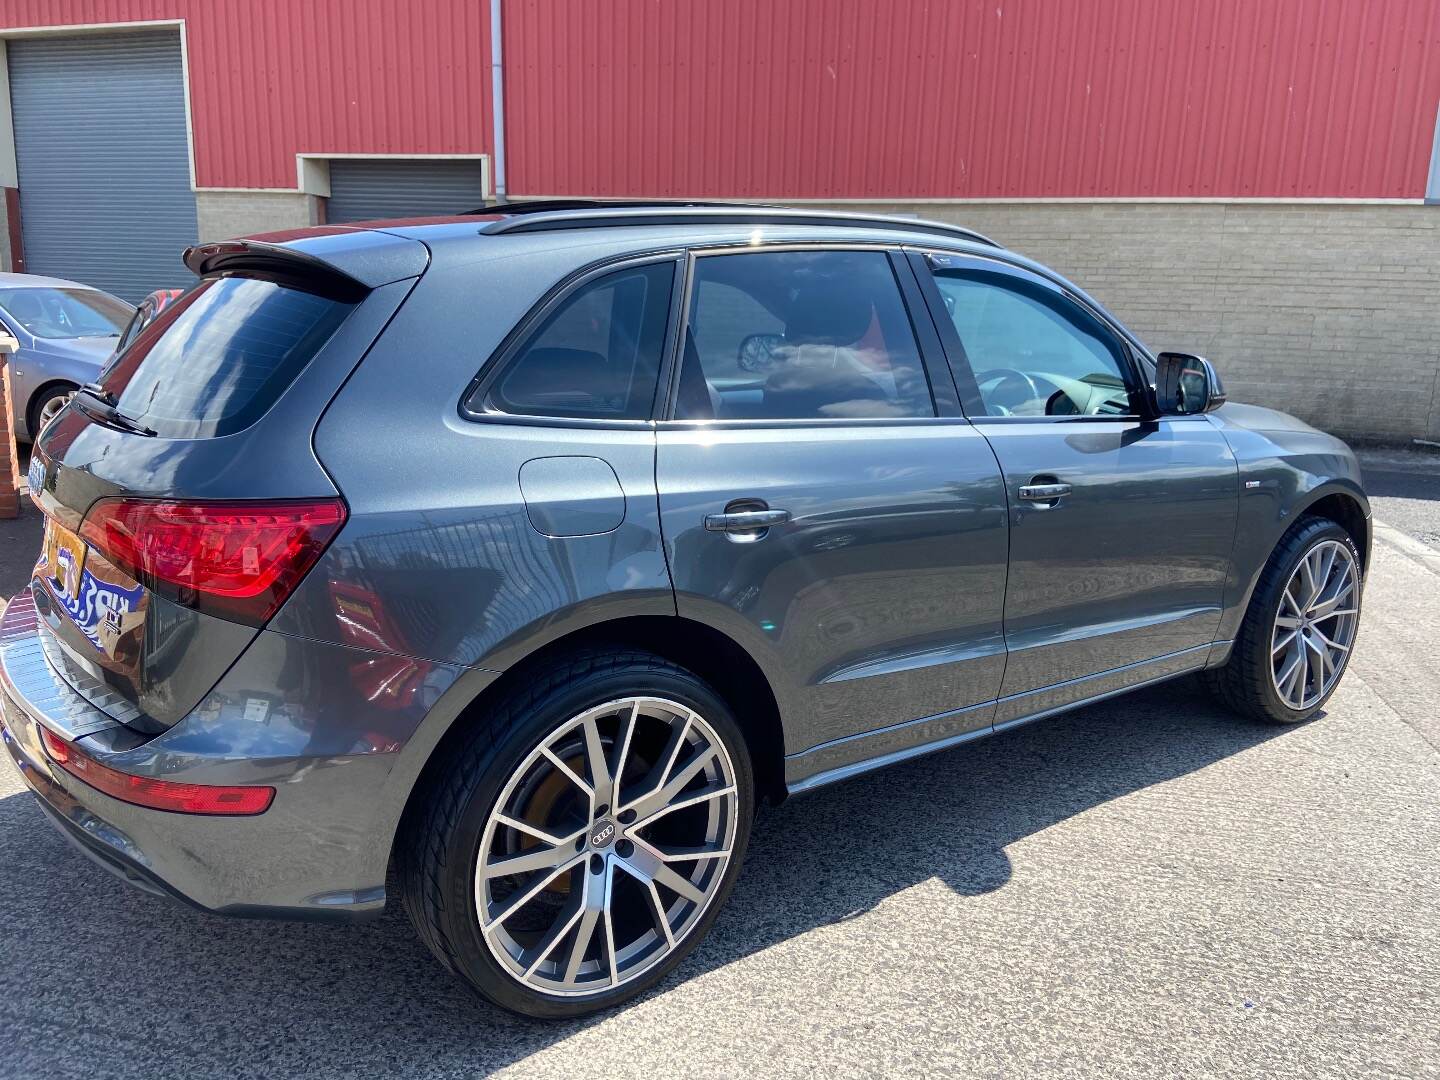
[183,241,372,301]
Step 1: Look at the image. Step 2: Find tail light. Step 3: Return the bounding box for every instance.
[40,727,274,815]
[79,498,346,627]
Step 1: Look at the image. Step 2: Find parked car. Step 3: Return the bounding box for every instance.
[0,273,134,441]
[3,205,1368,1018]
[110,288,185,364]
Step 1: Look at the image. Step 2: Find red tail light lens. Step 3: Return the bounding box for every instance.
[40,727,274,815]
[79,498,346,626]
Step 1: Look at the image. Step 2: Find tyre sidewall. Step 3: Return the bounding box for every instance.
[435,660,755,1019]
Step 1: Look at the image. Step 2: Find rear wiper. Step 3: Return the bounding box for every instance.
[73,386,157,437]
[78,381,116,405]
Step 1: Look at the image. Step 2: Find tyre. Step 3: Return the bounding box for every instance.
[1205,516,1363,724]
[398,650,754,1018]
[27,381,78,441]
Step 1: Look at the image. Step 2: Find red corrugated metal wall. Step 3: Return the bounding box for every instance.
[4,0,1439,198]
[0,0,492,190]
[506,0,1440,199]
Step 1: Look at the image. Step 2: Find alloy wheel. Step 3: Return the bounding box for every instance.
[474,696,739,998]
[1270,539,1360,710]
[37,390,74,434]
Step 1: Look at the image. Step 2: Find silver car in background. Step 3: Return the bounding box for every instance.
[0,272,134,440]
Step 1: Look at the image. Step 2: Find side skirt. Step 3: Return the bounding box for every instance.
[784,642,1219,795]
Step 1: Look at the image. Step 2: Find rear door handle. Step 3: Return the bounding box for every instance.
[1017,482,1072,503]
[704,509,791,533]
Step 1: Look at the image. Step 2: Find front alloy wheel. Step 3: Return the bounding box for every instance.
[1204,516,1363,724]
[32,385,76,439]
[1270,539,1360,711]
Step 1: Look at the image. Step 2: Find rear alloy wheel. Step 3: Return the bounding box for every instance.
[400,652,754,1018]
[477,696,740,997]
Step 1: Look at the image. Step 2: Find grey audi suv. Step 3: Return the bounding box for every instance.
[3,204,1368,1017]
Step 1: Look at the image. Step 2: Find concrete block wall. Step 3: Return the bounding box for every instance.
[4,193,1435,444]
[195,190,319,244]
[823,202,1440,444]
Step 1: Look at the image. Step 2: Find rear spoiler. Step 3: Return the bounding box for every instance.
[183,231,429,295]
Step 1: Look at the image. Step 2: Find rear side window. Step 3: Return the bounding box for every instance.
[475,262,675,421]
[99,276,354,439]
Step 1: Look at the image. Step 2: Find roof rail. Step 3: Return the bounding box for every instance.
[473,204,1000,248]
[463,198,785,216]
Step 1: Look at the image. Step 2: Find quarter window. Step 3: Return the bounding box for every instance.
[478,262,674,421]
[931,267,1136,418]
[676,250,934,421]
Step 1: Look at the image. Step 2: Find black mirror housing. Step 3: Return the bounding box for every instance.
[1155,352,1226,415]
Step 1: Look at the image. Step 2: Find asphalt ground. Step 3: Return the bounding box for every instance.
[0,445,1437,1078]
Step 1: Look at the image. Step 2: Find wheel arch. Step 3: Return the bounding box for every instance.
[1213,478,1370,660]
[384,614,788,881]
[1294,487,1370,572]
[24,377,80,440]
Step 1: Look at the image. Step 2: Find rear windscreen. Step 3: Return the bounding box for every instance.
[99,275,354,439]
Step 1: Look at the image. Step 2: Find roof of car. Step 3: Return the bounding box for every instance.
[218,206,1012,294]
[222,205,1152,360]
[244,203,1004,259]
[0,271,107,291]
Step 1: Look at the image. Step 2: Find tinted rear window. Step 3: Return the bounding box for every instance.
[99,276,353,439]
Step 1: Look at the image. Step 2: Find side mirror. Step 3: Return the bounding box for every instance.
[0,330,18,357]
[1155,351,1226,415]
[737,332,784,373]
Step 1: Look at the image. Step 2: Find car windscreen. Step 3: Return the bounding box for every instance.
[0,287,132,339]
[98,274,355,439]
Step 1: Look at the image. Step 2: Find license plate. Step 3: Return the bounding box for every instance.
[37,518,147,664]
[40,517,88,607]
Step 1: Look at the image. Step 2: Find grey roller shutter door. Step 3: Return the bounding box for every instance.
[325,159,487,223]
[8,30,198,303]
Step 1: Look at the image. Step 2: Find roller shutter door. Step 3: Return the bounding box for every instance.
[325,159,487,223]
[8,30,199,302]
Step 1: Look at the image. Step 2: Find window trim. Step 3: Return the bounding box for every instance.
[657,241,959,427]
[907,248,1165,424]
[458,250,686,429]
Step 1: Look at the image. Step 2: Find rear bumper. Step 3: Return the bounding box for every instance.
[0,591,468,923]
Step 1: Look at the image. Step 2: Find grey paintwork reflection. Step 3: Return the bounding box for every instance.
[658,420,1009,753]
[976,416,1238,697]
[27,277,420,730]
[1203,402,1370,650]
[279,244,678,668]
[518,456,627,537]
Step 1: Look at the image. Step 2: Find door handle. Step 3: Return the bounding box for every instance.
[704,508,791,539]
[1017,482,1072,504]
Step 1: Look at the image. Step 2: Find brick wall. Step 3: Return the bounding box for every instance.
[823,202,1440,444]
[0,356,20,519]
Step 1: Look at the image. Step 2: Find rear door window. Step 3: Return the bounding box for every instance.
[99,275,354,439]
[676,249,935,420]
